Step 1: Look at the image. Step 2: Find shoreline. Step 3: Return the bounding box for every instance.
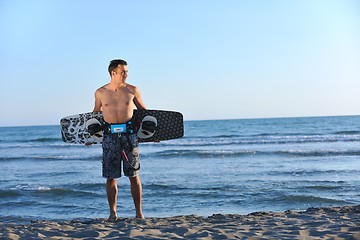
[1,205,359,239]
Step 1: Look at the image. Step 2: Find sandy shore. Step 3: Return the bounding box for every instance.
[1,205,360,239]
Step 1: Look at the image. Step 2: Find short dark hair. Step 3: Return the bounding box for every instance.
[108,59,127,76]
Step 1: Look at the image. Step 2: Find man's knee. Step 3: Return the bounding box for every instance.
[129,176,141,186]
[107,178,115,182]
[107,178,117,187]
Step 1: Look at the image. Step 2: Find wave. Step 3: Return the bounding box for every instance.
[0,141,81,148]
[158,134,360,147]
[68,183,104,192]
[189,132,326,138]
[304,185,341,190]
[0,137,61,144]
[267,169,360,178]
[0,155,101,161]
[334,131,360,135]
[1,134,359,151]
[144,183,243,193]
[145,149,360,159]
[277,194,351,204]
[2,148,359,162]
[4,185,102,198]
[27,137,61,143]
[0,190,22,198]
[33,188,100,198]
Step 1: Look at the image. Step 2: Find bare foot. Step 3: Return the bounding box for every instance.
[107,214,118,222]
[136,213,145,219]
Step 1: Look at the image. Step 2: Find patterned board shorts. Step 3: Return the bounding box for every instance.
[102,133,140,178]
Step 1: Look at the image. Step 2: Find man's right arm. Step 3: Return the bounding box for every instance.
[85,89,102,147]
[93,89,102,112]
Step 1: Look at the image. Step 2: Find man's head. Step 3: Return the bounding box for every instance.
[108,59,127,76]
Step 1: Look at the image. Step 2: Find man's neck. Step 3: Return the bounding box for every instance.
[109,79,126,91]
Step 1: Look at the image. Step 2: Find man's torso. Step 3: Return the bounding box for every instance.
[99,84,136,123]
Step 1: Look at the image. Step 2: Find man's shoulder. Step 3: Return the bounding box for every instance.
[96,84,109,93]
[126,83,139,93]
[126,83,137,89]
[94,85,109,99]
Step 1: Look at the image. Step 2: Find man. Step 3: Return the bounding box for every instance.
[92,59,146,221]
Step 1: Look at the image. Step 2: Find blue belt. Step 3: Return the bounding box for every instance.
[103,121,135,135]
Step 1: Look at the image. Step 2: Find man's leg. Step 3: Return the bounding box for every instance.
[129,175,144,219]
[106,178,118,221]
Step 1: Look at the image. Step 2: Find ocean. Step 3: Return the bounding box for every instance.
[0,115,359,221]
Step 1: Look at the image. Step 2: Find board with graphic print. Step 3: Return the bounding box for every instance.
[60,109,184,144]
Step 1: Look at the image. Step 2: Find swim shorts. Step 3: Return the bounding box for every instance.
[102,133,140,178]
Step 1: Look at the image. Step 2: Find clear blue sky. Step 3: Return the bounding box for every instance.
[0,0,359,126]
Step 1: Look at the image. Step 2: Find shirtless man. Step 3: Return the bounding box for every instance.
[92,59,146,220]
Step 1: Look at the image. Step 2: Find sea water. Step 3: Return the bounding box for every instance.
[0,115,359,221]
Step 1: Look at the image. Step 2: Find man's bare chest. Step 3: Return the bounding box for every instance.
[102,91,134,107]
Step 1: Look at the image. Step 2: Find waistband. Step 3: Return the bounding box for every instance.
[103,120,135,135]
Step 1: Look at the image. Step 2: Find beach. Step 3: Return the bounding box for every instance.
[1,117,360,239]
[1,205,359,239]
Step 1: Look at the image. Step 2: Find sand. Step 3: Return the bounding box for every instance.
[1,205,359,239]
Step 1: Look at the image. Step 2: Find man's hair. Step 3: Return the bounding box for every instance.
[108,59,127,76]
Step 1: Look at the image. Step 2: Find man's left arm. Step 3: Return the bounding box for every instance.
[133,86,147,110]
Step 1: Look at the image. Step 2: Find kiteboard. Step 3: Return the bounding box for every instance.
[60,110,184,144]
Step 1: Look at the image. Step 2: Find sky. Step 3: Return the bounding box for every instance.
[0,0,359,126]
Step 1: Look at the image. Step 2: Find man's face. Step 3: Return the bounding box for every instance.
[114,64,128,81]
